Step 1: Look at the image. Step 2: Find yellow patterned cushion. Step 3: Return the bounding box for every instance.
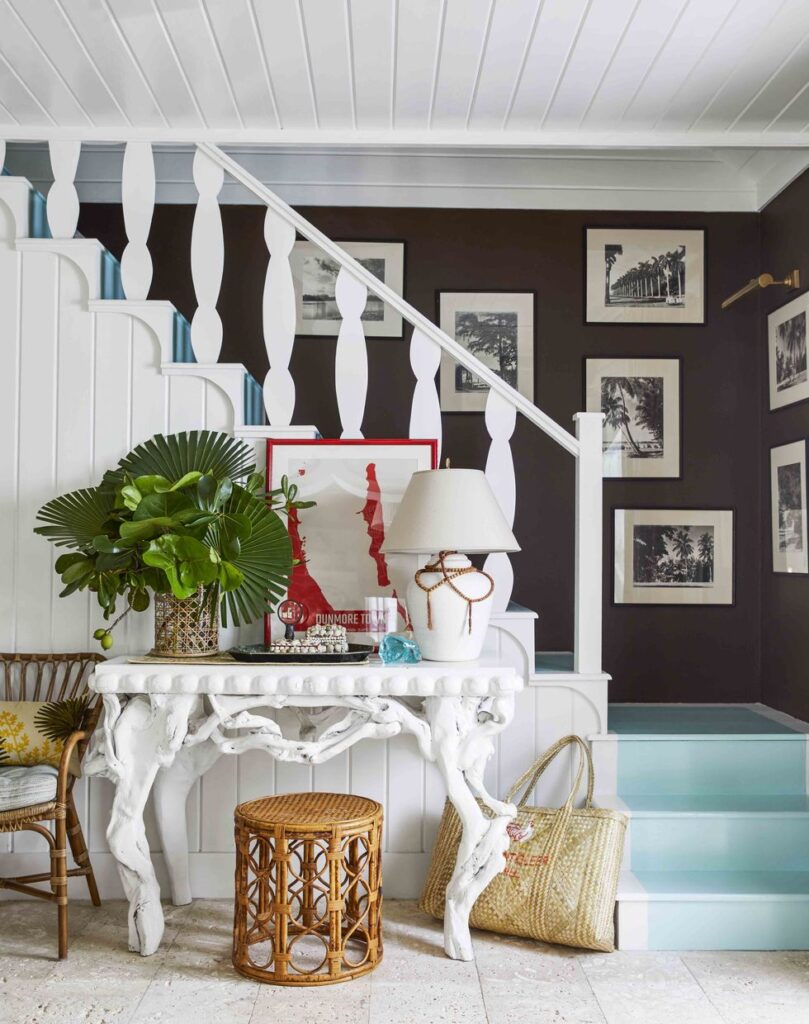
[0,702,80,776]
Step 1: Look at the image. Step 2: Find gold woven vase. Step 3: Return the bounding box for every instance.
[151,588,220,658]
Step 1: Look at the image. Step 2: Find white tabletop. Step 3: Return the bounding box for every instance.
[90,656,523,698]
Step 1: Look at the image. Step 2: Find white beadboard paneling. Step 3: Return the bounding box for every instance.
[251,0,318,128]
[200,757,239,852]
[506,0,591,128]
[385,735,424,854]
[15,251,59,653]
[5,0,129,128]
[467,0,544,129]
[156,0,242,128]
[692,0,809,131]
[656,0,785,131]
[579,0,690,128]
[429,0,493,129]
[348,0,396,128]
[0,206,21,652]
[542,0,640,129]
[393,0,445,127]
[50,256,93,651]
[299,0,355,129]
[620,0,738,128]
[730,33,809,132]
[498,686,537,803]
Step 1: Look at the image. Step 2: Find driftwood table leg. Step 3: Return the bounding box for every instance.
[425,694,516,962]
[86,693,197,955]
[153,740,221,906]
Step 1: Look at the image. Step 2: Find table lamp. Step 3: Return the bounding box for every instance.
[382,467,520,661]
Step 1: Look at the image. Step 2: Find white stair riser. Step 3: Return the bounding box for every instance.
[627,815,809,872]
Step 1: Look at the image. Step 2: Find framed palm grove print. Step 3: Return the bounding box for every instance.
[614,508,734,606]
[291,241,405,337]
[768,292,809,410]
[585,228,705,324]
[584,357,681,478]
[770,440,808,574]
[438,291,535,412]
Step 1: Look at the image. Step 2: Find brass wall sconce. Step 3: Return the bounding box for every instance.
[721,270,801,310]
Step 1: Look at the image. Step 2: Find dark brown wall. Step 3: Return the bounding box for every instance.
[78,203,762,702]
[761,173,809,722]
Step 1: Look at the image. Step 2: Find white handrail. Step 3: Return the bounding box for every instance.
[198,142,581,459]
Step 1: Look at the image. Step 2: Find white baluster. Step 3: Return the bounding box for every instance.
[408,329,442,457]
[47,141,81,239]
[262,208,296,426]
[573,412,603,675]
[334,266,368,439]
[190,149,224,363]
[121,142,155,301]
[483,389,517,613]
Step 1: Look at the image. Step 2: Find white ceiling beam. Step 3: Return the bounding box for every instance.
[3,126,809,148]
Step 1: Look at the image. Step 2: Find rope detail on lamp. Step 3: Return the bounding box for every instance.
[415,552,495,633]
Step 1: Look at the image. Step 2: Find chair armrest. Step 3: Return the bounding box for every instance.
[57,730,90,804]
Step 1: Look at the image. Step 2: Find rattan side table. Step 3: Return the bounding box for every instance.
[232,792,383,985]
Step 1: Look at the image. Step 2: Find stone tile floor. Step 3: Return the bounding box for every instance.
[1,899,808,1023]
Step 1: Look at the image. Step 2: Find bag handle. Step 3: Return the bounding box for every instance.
[505,735,595,810]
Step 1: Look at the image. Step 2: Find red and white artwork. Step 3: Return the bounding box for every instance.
[265,439,437,641]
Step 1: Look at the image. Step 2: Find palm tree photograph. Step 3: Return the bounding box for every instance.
[633,524,715,587]
[585,358,680,478]
[774,310,807,392]
[777,462,804,552]
[586,228,704,324]
[770,441,809,574]
[614,509,734,605]
[439,291,535,412]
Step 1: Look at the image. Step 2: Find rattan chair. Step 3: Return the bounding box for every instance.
[0,653,104,959]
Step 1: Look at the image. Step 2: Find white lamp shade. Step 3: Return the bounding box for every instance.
[382,468,520,554]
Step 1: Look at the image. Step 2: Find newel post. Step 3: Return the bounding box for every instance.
[573,412,604,675]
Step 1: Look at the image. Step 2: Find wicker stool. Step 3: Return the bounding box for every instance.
[233,792,383,985]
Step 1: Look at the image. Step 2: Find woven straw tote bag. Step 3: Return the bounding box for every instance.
[420,735,627,952]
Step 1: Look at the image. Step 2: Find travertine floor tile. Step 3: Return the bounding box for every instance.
[4,898,809,1024]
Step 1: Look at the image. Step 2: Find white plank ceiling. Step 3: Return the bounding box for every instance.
[3,0,809,210]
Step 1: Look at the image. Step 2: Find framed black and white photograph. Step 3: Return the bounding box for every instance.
[770,440,808,574]
[584,357,681,478]
[585,227,705,325]
[614,508,734,605]
[291,241,404,337]
[437,291,535,413]
[768,292,809,410]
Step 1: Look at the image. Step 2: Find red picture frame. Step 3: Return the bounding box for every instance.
[265,438,438,643]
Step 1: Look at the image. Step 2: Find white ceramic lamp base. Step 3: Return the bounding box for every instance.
[407,553,494,662]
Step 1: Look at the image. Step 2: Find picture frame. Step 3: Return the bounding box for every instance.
[770,440,808,574]
[585,227,705,325]
[613,508,734,606]
[265,438,438,641]
[768,292,809,411]
[437,290,535,413]
[584,356,681,479]
[291,240,405,337]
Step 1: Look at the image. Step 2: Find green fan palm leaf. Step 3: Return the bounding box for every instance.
[104,430,256,491]
[34,487,117,548]
[213,483,292,627]
[34,694,93,743]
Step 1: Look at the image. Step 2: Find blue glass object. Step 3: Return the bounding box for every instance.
[379,633,421,665]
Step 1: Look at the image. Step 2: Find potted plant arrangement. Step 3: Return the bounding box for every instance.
[34,430,305,656]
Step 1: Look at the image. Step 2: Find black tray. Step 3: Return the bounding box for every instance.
[228,643,374,665]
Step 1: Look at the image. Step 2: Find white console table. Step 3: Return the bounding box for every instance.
[85,657,522,962]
